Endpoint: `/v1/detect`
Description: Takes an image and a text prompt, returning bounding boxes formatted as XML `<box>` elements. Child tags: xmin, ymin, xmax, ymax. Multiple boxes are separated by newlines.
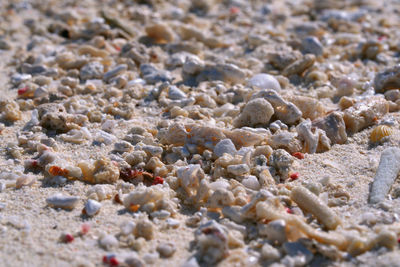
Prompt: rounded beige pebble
<box><xmin>290</xmin><ymin>186</ymin><xmax>341</xmax><ymax>230</ymax></box>
<box><xmin>134</xmin><ymin>220</ymin><xmax>154</xmax><ymax>240</ymax></box>
<box><xmin>156</xmin><ymin>243</ymin><xmax>176</xmax><ymax>258</ymax></box>
<box><xmin>233</xmin><ymin>98</ymin><xmax>274</xmax><ymax>127</ymax></box>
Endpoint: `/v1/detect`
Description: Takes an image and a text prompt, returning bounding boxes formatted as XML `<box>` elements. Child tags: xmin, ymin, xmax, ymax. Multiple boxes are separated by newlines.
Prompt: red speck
<box><xmin>230</xmin><ymin>6</ymin><xmax>240</xmax><ymax>15</ymax></box>
<box><xmin>109</xmin><ymin>257</ymin><xmax>119</xmax><ymax>266</ymax></box>
<box><xmin>102</xmin><ymin>256</ymin><xmax>109</xmax><ymax>263</ymax></box>
<box><xmin>292</xmin><ymin>152</ymin><xmax>305</xmax><ymax>160</ymax></box>
<box><xmin>81</xmin><ymin>223</ymin><xmax>90</xmax><ymax>235</ymax></box>
<box><xmin>286</xmin><ymin>207</ymin><xmax>293</xmax><ymax>214</ymax></box>
<box><xmin>378</xmin><ymin>35</ymin><xmax>386</xmax><ymax>41</ymax></box>
<box><xmin>113</xmin><ymin>45</ymin><xmax>121</xmax><ymax>51</ymax></box>
<box><xmin>64</xmin><ymin>234</ymin><xmax>74</xmax><ymax>243</ymax></box>
<box><xmin>152</xmin><ymin>176</ymin><xmax>164</xmax><ymax>185</ymax></box>
<box><xmin>397</xmin><ymin>237</ymin><xmax>400</xmax><ymax>243</ymax></box>
<box><xmin>17</xmin><ymin>87</ymin><xmax>29</xmax><ymax>95</ymax></box>
<box><xmin>31</xmin><ymin>160</ymin><xmax>38</xmax><ymax>168</ymax></box>
<box><xmin>290</xmin><ymin>172</ymin><xmax>300</xmax><ymax>180</ymax></box>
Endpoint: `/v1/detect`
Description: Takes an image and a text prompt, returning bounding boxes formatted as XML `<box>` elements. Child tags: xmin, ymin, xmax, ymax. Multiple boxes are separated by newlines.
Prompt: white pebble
<box><xmin>120</xmin><ymin>221</ymin><xmax>136</xmax><ymax>236</ymax></box>
<box><xmin>99</xmin><ymin>234</ymin><xmax>119</xmax><ymax>250</ymax></box>
<box><xmin>156</xmin><ymin>243</ymin><xmax>176</xmax><ymax>258</ymax></box>
<box><xmin>247</xmin><ymin>73</ymin><xmax>281</xmax><ymax>91</ymax></box>
<box><xmin>168</xmin><ymin>86</ymin><xmax>186</xmax><ymax>100</ymax></box>
<box><xmin>84</xmin><ymin>199</ymin><xmax>102</xmax><ymax>216</ymax></box>
<box><xmin>242</xmin><ymin>175</ymin><xmax>260</xmax><ymax>190</ymax></box>
<box><xmin>165</xmin><ymin>218</ymin><xmax>180</xmax><ymax>229</ymax></box>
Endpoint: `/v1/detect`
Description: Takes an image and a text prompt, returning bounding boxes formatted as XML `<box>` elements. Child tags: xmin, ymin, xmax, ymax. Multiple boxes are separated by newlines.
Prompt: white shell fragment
<box><xmin>46</xmin><ymin>194</ymin><xmax>79</xmax><ymax>210</ymax></box>
<box><xmin>83</xmin><ymin>199</ymin><xmax>102</xmax><ymax>216</ymax></box>
<box><xmin>369</xmin><ymin>147</ymin><xmax>400</xmax><ymax>204</ymax></box>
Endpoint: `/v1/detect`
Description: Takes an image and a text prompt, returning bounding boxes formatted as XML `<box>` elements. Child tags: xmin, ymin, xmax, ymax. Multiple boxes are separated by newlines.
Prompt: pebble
<box><xmin>369</xmin><ymin>147</ymin><xmax>400</xmax><ymax>204</ymax></box>
<box><xmin>156</xmin><ymin>243</ymin><xmax>176</xmax><ymax>258</ymax></box>
<box><xmin>80</xmin><ymin>61</ymin><xmax>104</xmax><ymax>80</ymax></box>
<box><xmin>46</xmin><ymin>194</ymin><xmax>79</xmax><ymax>210</ymax></box>
<box><xmin>83</xmin><ymin>199</ymin><xmax>101</xmax><ymax>216</ymax></box>
<box><xmin>168</xmin><ymin>85</ymin><xmax>187</xmax><ymax>100</ymax></box>
<box><xmin>120</xmin><ymin>221</ymin><xmax>136</xmax><ymax>236</ymax></box>
<box><xmin>283</xmin><ymin>242</ymin><xmax>314</xmax><ymax>265</ymax></box>
<box><xmin>214</xmin><ymin>139</ymin><xmax>237</xmax><ymax>158</ymax></box>
<box><xmin>242</xmin><ymin>175</ymin><xmax>260</xmax><ymax>190</ymax></box>
<box><xmin>99</xmin><ymin>234</ymin><xmax>119</xmax><ymax>250</ymax></box>
<box><xmin>301</xmin><ymin>36</ymin><xmax>324</xmax><ymax>56</ymax></box>
<box><xmin>140</xmin><ymin>64</ymin><xmax>172</xmax><ymax>84</ymax></box>
<box><xmin>259</xmin><ymin>219</ymin><xmax>287</xmax><ymax>244</ymax></box>
<box><xmin>261</xmin><ymin>243</ymin><xmax>281</xmax><ymax>261</ymax></box>
<box><xmin>247</xmin><ymin>73</ymin><xmax>281</xmax><ymax>91</ymax></box>
<box><xmin>103</xmin><ymin>64</ymin><xmax>127</xmax><ymax>82</ymax></box>
<box><xmin>134</xmin><ymin>220</ymin><xmax>154</xmax><ymax>240</ymax></box>
<box><xmin>227</xmin><ymin>164</ymin><xmax>250</xmax><ymax>176</ymax></box>
<box><xmin>165</xmin><ymin>218</ymin><xmax>180</xmax><ymax>229</ymax></box>
<box><xmin>125</xmin><ymin>256</ymin><xmax>144</xmax><ymax>267</ymax></box>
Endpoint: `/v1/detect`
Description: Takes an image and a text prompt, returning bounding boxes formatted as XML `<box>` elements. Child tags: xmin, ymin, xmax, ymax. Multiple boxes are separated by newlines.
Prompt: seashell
<box><xmin>83</xmin><ymin>199</ymin><xmax>102</xmax><ymax>216</ymax></box>
<box><xmin>46</xmin><ymin>194</ymin><xmax>79</xmax><ymax>210</ymax></box>
<box><xmin>370</xmin><ymin>125</ymin><xmax>394</xmax><ymax>143</ymax></box>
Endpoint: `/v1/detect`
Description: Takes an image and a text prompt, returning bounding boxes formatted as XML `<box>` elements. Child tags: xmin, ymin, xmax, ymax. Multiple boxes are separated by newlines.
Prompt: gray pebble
<box><xmin>283</xmin><ymin>241</ymin><xmax>313</xmax><ymax>264</ymax></box>
<box><xmin>140</xmin><ymin>64</ymin><xmax>172</xmax><ymax>84</ymax></box>
<box><xmin>214</xmin><ymin>139</ymin><xmax>237</xmax><ymax>158</ymax></box>
<box><xmin>103</xmin><ymin>64</ymin><xmax>127</xmax><ymax>82</ymax></box>
<box><xmin>168</xmin><ymin>86</ymin><xmax>187</xmax><ymax>100</ymax></box>
<box><xmin>80</xmin><ymin>61</ymin><xmax>104</xmax><ymax>80</ymax></box>
<box><xmin>301</xmin><ymin>36</ymin><xmax>324</xmax><ymax>56</ymax></box>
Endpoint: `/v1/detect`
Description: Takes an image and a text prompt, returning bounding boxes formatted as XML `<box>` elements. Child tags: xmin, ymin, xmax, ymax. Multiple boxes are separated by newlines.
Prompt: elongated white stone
<box><xmin>369</xmin><ymin>147</ymin><xmax>400</xmax><ymax>204</ymax></box>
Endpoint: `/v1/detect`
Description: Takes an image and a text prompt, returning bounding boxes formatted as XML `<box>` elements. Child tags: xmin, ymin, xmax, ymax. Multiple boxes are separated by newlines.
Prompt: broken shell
<box><xmin>370</xmin><ymin>125</ymin><xmax>394</xmax><ymax>143</ymax></box>
<box><xmin>46</xmin><ymin>194</ymin><xmax>79</xmax><ymax>210</ymax></box>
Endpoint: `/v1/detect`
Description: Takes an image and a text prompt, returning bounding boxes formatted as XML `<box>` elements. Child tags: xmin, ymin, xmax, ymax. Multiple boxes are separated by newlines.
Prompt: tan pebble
<box><xmin>134</xmin><ymin>220</ymin><xmax>154</xmax><ymax>240</ymax></box>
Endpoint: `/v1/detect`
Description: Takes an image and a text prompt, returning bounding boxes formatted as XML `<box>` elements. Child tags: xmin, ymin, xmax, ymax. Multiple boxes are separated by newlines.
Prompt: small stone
<box><xmin>143</xmin><ymin>253</ymin><xmax>158</xmax><ymax>264</ymax></box>
<box><xmin>165</xmin><ymin>218</ymin><xmax>180</xmax><ymax>229</ymax></box>
<box><xmin>83</xmin><ymin>199</ymin><xmax>102</xmax><ymax>216</ymax></box>
<box><xmin>227</xmin><ymin>164</ymin><xmax>250</xmax><ymax>176</ymax></box>
<box><xmin>140</xmin><ymin>64</ymin><xmax>172</xmax><ymax>84</ymax></box>
<box><xmin>80</xmin><ymin>61</ymin><xmax>104</xmax><ymax>80</ymax></box>
<box><xmin>168</xmin><ymin>86</ymin><xmax>187</xmax><ymax>100</ymax></box>
<box><xmin>283</xmin><ymin>242</ymin><xmax>313</xmax><ymax>265</ymax></box>
<box><xmin>120</xmin><ymin>221</ymin><xmax>136</xmax><ymax>236</ymax></box>
<box><xmin>134</xmin><ymin>220</ymin><xmax>154</xmax><ymax>240</ymax></box>
<box><xmin>301</xmin><ymin>36</ymin><xmax>324</xmax><ymax>56</ymax></box>
<box><xmin>242</xmin><ymin>175</ymin><xmax>260</xmax><ymax>190</ymax></box>
<box><xmin>103</xmin><ymin>64</ymin><xmax>127</xmax><ymax>82</ymax></box>
<box><xmin>125</xmin><ymin>256</ymin><xmax>144</xmax><ymax>267</ymax></box>
<box><xmin>99</xmin><ymin>234</ymin><xmax>119</xmax><ymax>250</ymax></box>
<box><xmin>156</xmin><ymin>243</ymin><xmax>176</xmax><ymax>258</ymax></box>
<box><xmin>247</xmin><ymin>73</ymin><xmax>281</xmax><ymax>91</ymax></box>
<box><xmin>260</xmin><ymin>219</ymin><xmax>287</xmax><ymax>245</ymax></box>
<box><xmin>46</xmin><ymin>194</ymin><xmax>79</xmax><ymax>210</ymax></box>
<box><xmin>234</xmin><ymin>98</ymin><xmax>274</xmax><ymax>127</ymax></box>
<box><xmin>261</xmin><ymin>243</ymin><xmax>281</xmax><ymax>261</ymax></box>
<box><xmin>214</xmin><ymin>139</ymin><xmax>237</xmax><ymax>158</ymax></box>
